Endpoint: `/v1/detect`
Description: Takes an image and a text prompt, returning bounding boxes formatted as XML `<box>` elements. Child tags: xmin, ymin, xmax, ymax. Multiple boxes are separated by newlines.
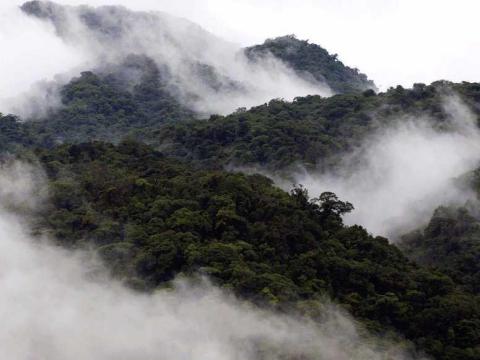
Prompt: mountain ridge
<box><xmin>19</xmin><ymin>1</ymin><xmax>375</xmax><ymax>117</ymax></box>
<box><xmin>245</xmin><ymin>34</ymin><xmax>377</xmax><ymax>94</ymax></box>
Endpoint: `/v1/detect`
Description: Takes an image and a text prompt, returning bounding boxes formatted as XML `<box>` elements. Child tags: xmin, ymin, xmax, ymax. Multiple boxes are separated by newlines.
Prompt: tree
<box><xmin>315</xmin><ymin>191</ymin><xmax>354</xmax><ymax>216</ymax></box>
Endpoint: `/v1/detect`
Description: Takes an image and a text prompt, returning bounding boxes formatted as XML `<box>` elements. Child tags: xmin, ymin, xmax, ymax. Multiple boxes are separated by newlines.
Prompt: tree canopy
<box><xmin>28</xmin><ymin>141</ymin><xmax>480</xmax><ymax>360</ymax></box>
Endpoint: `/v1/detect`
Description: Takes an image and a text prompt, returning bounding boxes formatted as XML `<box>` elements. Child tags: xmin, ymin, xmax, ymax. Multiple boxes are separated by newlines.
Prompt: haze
<box><xmin>2</xmin><ymin>0</ymin><xmax>479</xmax><ymax>95</ymax></box>
<box><xmin>285</xmin><ymin>97</ymin><xmax>480</xmax><ymax>238</ymax></box>
<box><xmin>0</xmin><ymin>0</ymin><xmax>330</xmax><ymax>116</ymax></box>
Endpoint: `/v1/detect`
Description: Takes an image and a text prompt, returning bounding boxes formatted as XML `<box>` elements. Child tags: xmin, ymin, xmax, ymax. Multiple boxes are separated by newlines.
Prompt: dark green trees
<box><xmin>245</xmin><ymin>35</ymin><xmax>377</xmax><ymax>93</ymax></box>
<box><xmin>32</xmin><ymin>141</ymin><xmax>480</xmax><ymax>359</ymax></box>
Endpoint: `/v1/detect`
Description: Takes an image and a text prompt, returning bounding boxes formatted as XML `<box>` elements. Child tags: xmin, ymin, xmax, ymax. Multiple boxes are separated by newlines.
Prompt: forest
<box><xmin>27</xmin><ymin>141</ymin><xmax>480</xmax><ymax>359</ymax></box>
<box><xmin>1</xmin><ymin>1</ymin><xmax>480</xmax><ymax>359</ymax></box>
<box><xmin>1</xmin><ymin>70</ymin><xmax>480</xmax><ymax>360</ymax></box>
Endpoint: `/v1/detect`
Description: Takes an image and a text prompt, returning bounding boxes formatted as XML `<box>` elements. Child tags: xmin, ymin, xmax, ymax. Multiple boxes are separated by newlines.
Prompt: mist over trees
<box><xmin>29</xmin><ymin>141</ymin><xmax>480</xmax><ymax>358</ymax></box>
<box><xmin>1</xmin><ymin>1</ymin><xmax>480</xmax><ymax>360</ymax></box>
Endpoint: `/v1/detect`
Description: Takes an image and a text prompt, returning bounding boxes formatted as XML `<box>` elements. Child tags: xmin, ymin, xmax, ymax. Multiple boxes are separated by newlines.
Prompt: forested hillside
<box><xmin>245</xmin><ymin>35</ymin><xmax>376</xmax><ymax>94</ymax></box>
<box><xmin>1</xmin><ymin>60</ymin><xmax>480</xmax><ymax>360</ymax></box>
<box><xmin>156</xmin><ymin>81</ymin><xmax>480</xmax><ymax>170</ymax></box>
<box><xmin>29</xmin><ymin>141</ymin><xmax>480</xmax><ymax>360</ymax></box>
<box><xmin>1</xmin><ymin>2</ymin><xmax>480</xmax><ymax>360</ymax></box>
<box><xmin>21</xmin><ymin>1</ymin><xmax>374</xmax><ymax>116</ymax></box>
<box><xmin>4</xmin><ymin>80</ymin><xmax>480</xmax><ymax>172</ymax></box>
<box><xmin>32</xmin><ymin>57</ymin><xmax>193</xmax><ymax>144</ymax></box>
<box><xmin>401</xmin><ymin>166</ymin><xmax>480</xmax><ymax>296</ymax></box>
<box><xmin>401</xmin><ymin>206</ymin><xmax>480</xmax><ymax>295</ymax></box>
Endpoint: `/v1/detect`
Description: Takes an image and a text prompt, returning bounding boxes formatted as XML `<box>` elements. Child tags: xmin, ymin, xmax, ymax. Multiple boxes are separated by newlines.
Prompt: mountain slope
<box><xmin>1</xmin><ymin>4</ymin><xmax>480</xmax><ymax>359</ymax></box>
<box><xmin>27</xmin><ymin>140</ymin><xmax>480</xmax><ymax>360</ymax></box>
<box><xmin>0</xmin><ymin>55</ymin><xmax>479</xmax><ymax>360</ymax></box>
<box><xmin>37</xmin><ymin>56</ymin><xmax>194</xmax><ymax>144</ymax></box>
<box><xmin>401</xmin><ymin>166</ymin><xmax>480</xmax><ymax>296</ymax></box>
<box><xmin>245</xmin><ymin>35</ymin><xmax>377</xmax><ymax>94</ymax></box>
<box><xmin>2</xmin><ymin>81</ymin><xmax>479</xmax><ymax>168</ymax></box>
<box><xmin>401</xmin><ymin>206</ymin><xmax>480</xmax><ymax>295</ymax></box>
<box><xmin>20</xmin><ymin>1</ymin><xmax>331</xmax><ymax>115</ymax></box>
<box><xmin>155</xmin><ymin>81</ymin><xmax>480</xmax><ymax>170</ymax></box>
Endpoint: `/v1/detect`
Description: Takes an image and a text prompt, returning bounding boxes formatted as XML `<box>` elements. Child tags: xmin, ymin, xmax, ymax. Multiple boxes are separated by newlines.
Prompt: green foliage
<box><xmin>1</xmin><ymin>61</ymin><xmax>480</xmax><ymax>359</ymax></box>
<box><xmin>33</xmin><ymin>141</ymin><xmax>480</xmax><ymax>360</ymax></box>
<box><xmin>157</xmin><ymin>81</ymin><xmax>480</xmax><ymax>170</ymax></box>
<box><xmin>158</xmin><ymin>94</ymin><xmax>381</xmax><ymax>169</ymax></box>
<box><xmin>402</xmin><ymin>206</ymin><xmax>480</xmax><ymax>295</ymax></box>
<box><xmin>12</xmin><ymin>56</ymin><xmax>194</xmax><ymax>148</ymax></box>
<box><xmin>245</xmin><ymin>35</ymin><xmax>377</xmax><ymax>93</ymax></box>
<box><xmin>400</xmin><ymin>166</ymin><xmax>480</xmax><ymax>299</ymax></box>
<box><xmin>2</xmin><ymin>80</ymin><xmax>479</xmax><ymax>175</ymax></box>
<box><xmin>0</xmin><ymin>114</ymin><xmax>35</xmax><ymax>152</ymax></box>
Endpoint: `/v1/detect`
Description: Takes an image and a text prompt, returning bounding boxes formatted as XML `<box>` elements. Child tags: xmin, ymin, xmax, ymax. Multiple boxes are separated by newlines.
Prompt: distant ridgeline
<box><xmin>19</xmin><ymin>0</ymin><xmax>374</xmax><ymax>119</ymax></box>
<box><xmin>245</xmin><ymin>35</ymin><xmax>376</xmax><ymax>94</ymax></box>
<box><xmin>22</xmin><ymin>1</ymin><xmax>377</xmax><ymax>96</ymax></box>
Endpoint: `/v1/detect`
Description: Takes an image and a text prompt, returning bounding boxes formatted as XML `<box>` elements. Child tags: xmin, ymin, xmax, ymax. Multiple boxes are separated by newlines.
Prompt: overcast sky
<box><xmin>1</xmin><ymin>0</ymin><xmax>479</xmax><ymax>96</ymax></box>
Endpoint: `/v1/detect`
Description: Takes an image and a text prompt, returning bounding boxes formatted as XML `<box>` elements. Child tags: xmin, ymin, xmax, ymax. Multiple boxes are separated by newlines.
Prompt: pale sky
<box><xmin>1</xmin><ymin>0</ymin><xmax>480</xmax><ymax>94</ymax></box>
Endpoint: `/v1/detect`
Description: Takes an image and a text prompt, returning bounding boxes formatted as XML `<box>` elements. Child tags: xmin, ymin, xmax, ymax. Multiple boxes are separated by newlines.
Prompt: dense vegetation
<box><xmin>1</xmin><ymin>80</ymin><xmax>479</xmax><ymax>174</ymax></box>
<box><xmin>245</xmin><ymin>35</ymin><xmax>376</xmax><ymax>94</ymax></box>
<box><xmin>1</xmin><ymin>13</ymin><xmax>480</xmax><ymax>355</ymax></box>
<box><xmin>0</xmin><ymin>56</ymin><xmax>194</xmax><ymax>150</ymax></box>
<box><xmin>0</xmin><ymin>114</ymin><xmax>35</xmax><ymax>152</ymax></box>
<box><xmin>35</xmin><ymin>56</ymin><xmax>193</xmax><ymax>144</ymax></box>
<box><xmin>31</xmin><ymin>141</ymin><xmax>480</xmax><ymax>360</ymax></box>
<box><xmin>3</xmin><ymin>57</ymin><xmax>479</xmax><ymax>173</ymax></box>
<box><xmin>401</xmin><ymin>206</ymin><xmax>480</xmax><ymax>296</ymax></box>
<box><xmin>401</xmin><ymin>167</ymin><xmax>480</xmax><ymax>297</ymax></box>
<box><xmin>157</xmin><ymin>81</ymin><xmax>480</xmax><ymax>170</ymax></box>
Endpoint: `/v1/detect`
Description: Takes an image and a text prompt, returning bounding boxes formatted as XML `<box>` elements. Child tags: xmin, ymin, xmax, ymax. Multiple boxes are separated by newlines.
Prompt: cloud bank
<box><xmin>0</xmin><ymin>2</ymin><xmax>87</xmax><ymax>116</ymax></box>
<box><xmin>5</xmin><ymin>0</ymin><xmax>480</xmax><ymax>92</ymax></box>
<box><xmin>0</xmin><ymin>0</ymin><xmax>330</xmax><ymax>118</ymax></box>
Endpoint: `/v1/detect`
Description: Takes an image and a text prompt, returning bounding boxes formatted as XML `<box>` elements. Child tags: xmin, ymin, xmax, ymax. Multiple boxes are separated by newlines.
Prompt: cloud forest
<box><xmin>0</xmin><ymin>1</ymin><xmax>479</xmax><ymax>359</ymax></box>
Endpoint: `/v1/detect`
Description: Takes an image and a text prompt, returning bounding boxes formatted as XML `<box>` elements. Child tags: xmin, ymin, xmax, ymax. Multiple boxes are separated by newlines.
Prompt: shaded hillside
<box><xmin>401</xmin><ymin>206</ymin><xmax>480</xmax><ymax>295</ymax></box>
<box><xmin>245</xmin><ymin>35</ymin><xmax>376</xmax><ymax>93</ymax></box>
<box><xmin>20</xmin><ymin>1</ymin><xmax>330</xmax><ymax>115</ymax></box>
<box><xmin>401</xmin><ymin>168</ymin><xmax>480</xmax><ymax>296</ymax></box>
<box><xmin>157</xmin><ymin>81</ymin><xmax>480</xmax><ymax>170</ymax></box>
<box><xmin>0</xmin><ymin>114</ymin><xmax>35</xmax><ymax>153</ymax></box>
<box><xmin>2</xmin><ymin>81</ymin><xmax>479</xmax><ymax>170</ymax></box>
<box><xmin>0</xmin><ymin>58</ymin><xmax>194</xmax><ymax>149</ymax></box>
<box><xmin>35</xmin><ymin>56</ymin><xmax>194</xmax><ymax>144</ymax></box>
<box><xmin>29</xmin><ymin>141</ymin><xmax>480</xmax><ymax>360</ymax></box>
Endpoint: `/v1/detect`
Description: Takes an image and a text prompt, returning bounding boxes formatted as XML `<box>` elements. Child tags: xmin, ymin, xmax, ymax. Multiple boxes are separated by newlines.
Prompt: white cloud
<box><xmin>287</xmin><ymin>97</ymin><xmax>480</xmax><ymax>238</ymax></box>
<box><xmin>0</xmin><ymin>3</ymin><xmax>86</xmax><ymax>100</ymax></box>
<box><xmin>0</xmin><ymin>0</ymin><xmax>332</xmax><ymax>117</ymax></box>
<box><xmin>2</xmin><ymin>0</ymin><xmax>479</xmax><ymax>104</ymax></box>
